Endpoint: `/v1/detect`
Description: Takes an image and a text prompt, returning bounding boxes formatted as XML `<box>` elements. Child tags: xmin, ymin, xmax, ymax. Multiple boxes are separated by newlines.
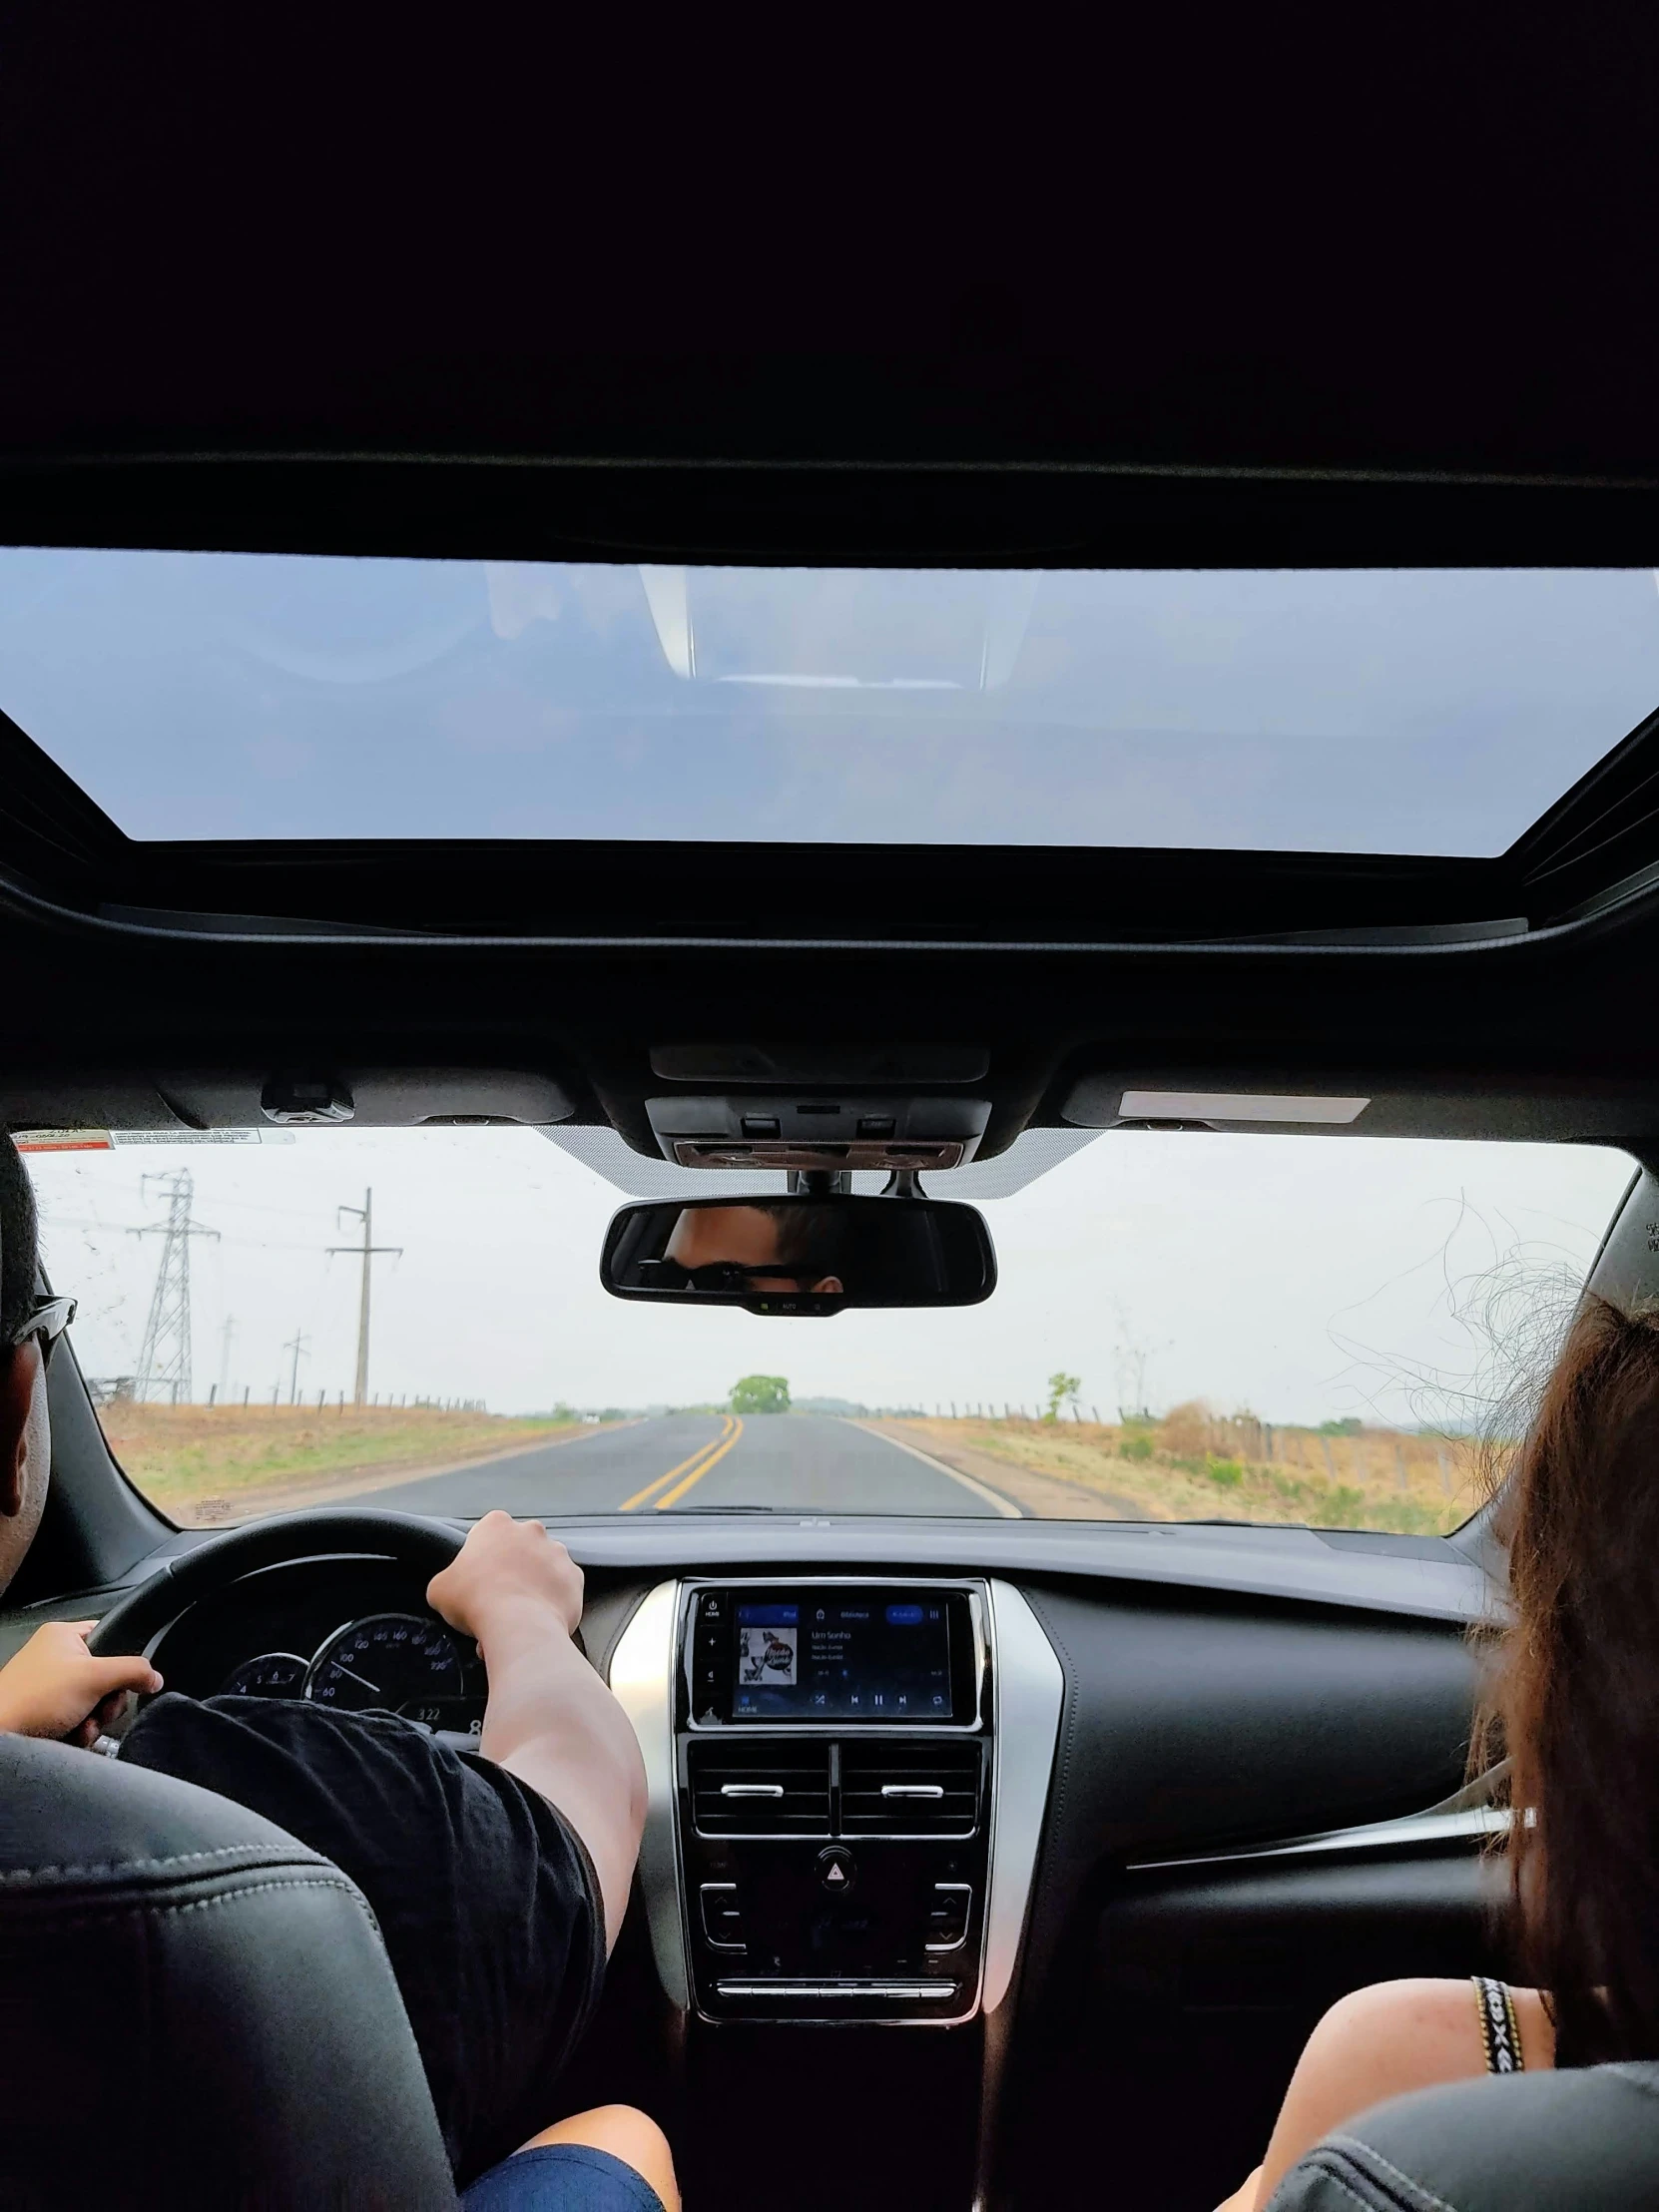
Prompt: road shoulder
<box><xmin>858</xmin><ymin>1419</ymin><xmax>1149</xmax><ymax>1519</ymax></box>
<box><xmin>171</xmin><ymin>1419</ymin><xmax>638</xmax><ymax>1524</ymax></box>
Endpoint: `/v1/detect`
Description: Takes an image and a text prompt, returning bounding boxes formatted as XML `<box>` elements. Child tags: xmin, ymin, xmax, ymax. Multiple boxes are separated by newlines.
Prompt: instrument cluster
<box><xmin>220</xmin><ymin>1609</ymin><xmax>480</xmax><ymax>1732</ymax></box>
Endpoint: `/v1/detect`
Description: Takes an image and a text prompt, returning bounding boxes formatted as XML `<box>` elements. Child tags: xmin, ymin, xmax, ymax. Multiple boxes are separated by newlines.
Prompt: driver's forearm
<box><xmin>472</xmin><ymin>1596</ymin><xmax>647</xmax><ymax>1949</ymax></box>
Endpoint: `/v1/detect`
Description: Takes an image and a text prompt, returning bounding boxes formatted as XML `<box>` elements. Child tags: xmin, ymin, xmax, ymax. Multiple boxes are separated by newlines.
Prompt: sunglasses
<box><xmin>9</xmin><ymin>1295</ymin><xmax>77</xmax><ymax>1367</ymax></box>
<box><xmin>639</xmin><ymin>1260</ymin><xmax>824</xmax><ymax>1292</ymax></box>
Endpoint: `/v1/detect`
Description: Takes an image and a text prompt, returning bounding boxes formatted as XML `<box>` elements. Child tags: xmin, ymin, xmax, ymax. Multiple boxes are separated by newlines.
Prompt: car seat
<box><xmin>0</xmin><ymin>1729</ymin><xmax>459</xmax><ymax>2208</ymax></box>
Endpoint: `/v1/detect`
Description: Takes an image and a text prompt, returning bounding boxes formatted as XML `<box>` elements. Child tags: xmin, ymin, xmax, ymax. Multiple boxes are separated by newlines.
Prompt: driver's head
<box><xmin>663</xmin><ymin>1202</ymin><xmax>847</xmax><ymax>1296</ymax></box>
<box><xmin>0</xmin><ymin>1132</ymin><xmax>48</xmax><ymax>1598</ymax></box>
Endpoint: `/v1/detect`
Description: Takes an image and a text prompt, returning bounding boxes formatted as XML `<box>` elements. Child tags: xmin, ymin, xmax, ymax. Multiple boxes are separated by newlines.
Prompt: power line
<box><xmin>281</xmin><ymin>1328</ymin><xmax>309</xmax><ymax>1406</ymax></box>
<box><xmin>327</xmin><ymin>1189</ymin><xmax>402</xmax><ymax>1406</ymax></box>
<box><xmin>129</xmin><ymin>1172</ymin><xmax>220</xmax><ymax>1403</ymax></box>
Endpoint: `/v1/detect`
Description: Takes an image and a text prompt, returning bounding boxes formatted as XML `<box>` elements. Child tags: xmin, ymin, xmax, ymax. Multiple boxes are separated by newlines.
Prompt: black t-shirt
<box><xmin>119</xmin><ymin>1694</ymin><xmax>606</xmax><ymax>2185</ymax></box>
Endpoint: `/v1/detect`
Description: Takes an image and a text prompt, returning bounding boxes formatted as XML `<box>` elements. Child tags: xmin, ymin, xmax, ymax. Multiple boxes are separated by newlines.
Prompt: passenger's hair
<box><xmin>0</xmin><ymin>1131</ymin><xmax>37</xmax><ymax>1349</ymax></box>
<box><xmin>1482</xmin><ymin>1292</ymin><xmax>1659</xmax><ymax>2061</ymax></box>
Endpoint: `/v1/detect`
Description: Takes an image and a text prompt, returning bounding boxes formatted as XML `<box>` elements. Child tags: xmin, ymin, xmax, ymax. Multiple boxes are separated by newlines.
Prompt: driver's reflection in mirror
<box><xmin>661</xmin><ymin>1203</ymin><xmax>847</xmax><ymax>1296</ymax></box>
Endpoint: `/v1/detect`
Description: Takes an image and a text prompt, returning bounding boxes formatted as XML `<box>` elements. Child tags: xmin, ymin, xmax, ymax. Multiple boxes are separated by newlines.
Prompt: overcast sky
<box><xmin>24</xmin><ymin>1129</ymin><xmax>1635</xmax><ymax>1428</ymax></box>
<box><xmin>1</xmin><ymin>554</ymin><xmax>1656</xmax><ymax>851</ymax></box>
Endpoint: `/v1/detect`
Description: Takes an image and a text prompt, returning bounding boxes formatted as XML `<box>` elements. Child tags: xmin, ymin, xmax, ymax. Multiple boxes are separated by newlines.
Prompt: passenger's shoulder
<box><xmin>1252</xmin><ymin>1979</ymin><xmax>1508</xmax><ymax>2206</ymax></box>
<box><xmin>1314</xmin><ymin>1976</ymin><xmax>1483</xmax><ymax>2055</ymax></box>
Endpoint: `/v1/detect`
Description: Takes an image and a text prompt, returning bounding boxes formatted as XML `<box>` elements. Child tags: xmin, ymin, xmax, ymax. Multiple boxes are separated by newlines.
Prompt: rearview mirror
<box><xmin>600</xmin><ymin>1196</ymin><xmax>997</xmax><ymax>1314</ymax></box>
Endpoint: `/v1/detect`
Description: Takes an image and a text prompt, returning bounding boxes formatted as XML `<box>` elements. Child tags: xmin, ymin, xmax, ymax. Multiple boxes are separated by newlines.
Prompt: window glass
<box><xmin>23</xmin><ymin>1127</ymin><xmax>1631</xmax><ymax>1532</ymax></box>
<box><xmin>3</xmin><ymin>554</ymin><xmax>1657</xmax><ymax>852</ymax></box>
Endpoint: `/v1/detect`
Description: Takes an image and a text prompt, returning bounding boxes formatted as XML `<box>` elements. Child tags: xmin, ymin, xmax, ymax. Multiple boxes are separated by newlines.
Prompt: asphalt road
<box><xmin>356</xmin><ymin>1411</ymin><xmax>1022</xmax><ymax>1519</ymax></box>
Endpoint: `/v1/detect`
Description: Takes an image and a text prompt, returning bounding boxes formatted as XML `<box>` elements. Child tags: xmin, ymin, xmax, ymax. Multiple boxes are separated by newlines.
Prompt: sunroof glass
<box><xmin>1</xmin><ymin>552</ymin><xmax>1656</xmax><ymax>853</ymax></box>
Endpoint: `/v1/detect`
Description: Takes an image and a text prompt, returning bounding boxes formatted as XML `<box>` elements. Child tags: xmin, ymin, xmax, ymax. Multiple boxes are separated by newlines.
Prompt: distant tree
<box><xmin>731</xmin><ymin>1375</ymin><xmax>791</xmax><ymax>1414</ymax></box>
<box><xmin>1044</xmin><ymin>1371</ymin><xmax>1082</xmax><ymax>1424</ymax></box>
<box><xmin>1319</xmin><ymin>1415</ymin><xmax>1363</xmax><ymax>1435</ymax></box>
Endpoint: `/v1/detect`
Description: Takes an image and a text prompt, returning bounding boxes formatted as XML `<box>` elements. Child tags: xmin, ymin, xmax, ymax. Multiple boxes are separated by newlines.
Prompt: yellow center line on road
<box><xmin>653</xmin><ymin>1413</ymin><xmax>745</xmax><ymax>1509</ymax></box>
<box><xmin>617</xmin><ymin>1416</ymin><xmax>738</xmax><ymax>1513</ymax></box>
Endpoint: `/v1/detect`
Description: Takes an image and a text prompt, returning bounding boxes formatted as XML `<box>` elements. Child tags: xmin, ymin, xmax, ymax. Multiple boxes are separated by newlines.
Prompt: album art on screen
<box><xmin>738</xmin><ymin>1623</ymin><xmax>799</xmax><ymax>1685</ymax></box>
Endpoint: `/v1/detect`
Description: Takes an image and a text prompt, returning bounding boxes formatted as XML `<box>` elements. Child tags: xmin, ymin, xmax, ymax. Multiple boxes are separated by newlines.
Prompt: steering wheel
<box><xmin>87</xmin><ymin>1508</ymin><xmax>465</xmax><ymax>1658</ymax></box>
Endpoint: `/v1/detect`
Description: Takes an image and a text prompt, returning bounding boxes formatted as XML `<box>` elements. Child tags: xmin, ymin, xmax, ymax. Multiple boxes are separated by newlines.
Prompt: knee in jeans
<box><xmin>521</xmin><ymin>2104</ymin><xmax>678</xmax><ymax>2209</ymax></box>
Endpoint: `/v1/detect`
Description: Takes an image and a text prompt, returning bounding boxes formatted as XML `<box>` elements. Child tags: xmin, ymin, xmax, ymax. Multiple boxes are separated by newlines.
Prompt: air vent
<box><xmin>690</xmin><ymin>1740</ymin><xmax>832</xmax><ymax>1837</ymax></box>
<box><xmin>839</xmin><ymin>1741</ymin><xmax>983</xmax><ymax>1837</ymax></box>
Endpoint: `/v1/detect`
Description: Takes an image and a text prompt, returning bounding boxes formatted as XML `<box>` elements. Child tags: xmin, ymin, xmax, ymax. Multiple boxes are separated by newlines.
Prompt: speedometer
<box><xmin>303</xmin><ymin>1612</ymin><xmax>467</xmax><ymax>1722</ymax></box>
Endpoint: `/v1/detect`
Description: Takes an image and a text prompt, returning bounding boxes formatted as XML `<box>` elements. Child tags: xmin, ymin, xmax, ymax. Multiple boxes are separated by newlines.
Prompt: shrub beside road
<box><xmin>882</xmin><ymin>1404</ymin><xmax>1482</xmax><ymax>1534</ymax></box>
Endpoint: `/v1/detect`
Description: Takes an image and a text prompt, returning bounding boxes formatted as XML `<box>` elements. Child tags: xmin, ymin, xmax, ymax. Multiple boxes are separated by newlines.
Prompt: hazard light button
<box><xmin>816</xmin><ymin>1847</ymin><xmax>856</xmax><ymax>1895</ymax></box>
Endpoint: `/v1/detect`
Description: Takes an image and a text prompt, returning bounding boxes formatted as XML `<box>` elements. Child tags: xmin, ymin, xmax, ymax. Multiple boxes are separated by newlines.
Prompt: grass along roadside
<box><xmin>884</xmin><ymin>1408</ymin><xmax>1486</xmax><ymax>1535</ymax></box>
<box><xmin>98</xmin><ymin>1401</ymin><xmax>582</xmax><ymax>1526</ymax></box>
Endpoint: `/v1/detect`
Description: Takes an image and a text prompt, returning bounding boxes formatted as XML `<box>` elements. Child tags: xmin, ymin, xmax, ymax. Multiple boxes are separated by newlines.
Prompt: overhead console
<box><xmin>644</xmin><ymin>1095</ymin><xmax>990</xmax><ymax>1175</ymax></box>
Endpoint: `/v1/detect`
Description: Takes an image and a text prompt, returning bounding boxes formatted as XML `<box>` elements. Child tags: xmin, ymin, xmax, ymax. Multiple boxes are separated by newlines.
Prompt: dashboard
<box><xmin>107</xmin><ymin>1523</ymin><xmax>1494</xmax><ymax>2212</ymax></box>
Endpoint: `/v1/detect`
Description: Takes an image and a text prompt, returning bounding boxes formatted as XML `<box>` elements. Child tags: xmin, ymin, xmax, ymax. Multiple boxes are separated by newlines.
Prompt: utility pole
<box><xmin>281</xmin><ymin>1329</ymin><xmax>309</xmax><ymax>1406</ymax></box>
<box><xmin>328</xmin><ymin>1190</ymin><xmax>402</xmax><ymax>1406</ymax></box>
<box><xmin>130</xmin><ymin>1172</ymin><xmax>220</xmax><ymax>1403</ymax></box>
<box><xmin>218</xmin><ymin>1315</ymin><xmax>237</xmax><ymax>1403</ymax></box>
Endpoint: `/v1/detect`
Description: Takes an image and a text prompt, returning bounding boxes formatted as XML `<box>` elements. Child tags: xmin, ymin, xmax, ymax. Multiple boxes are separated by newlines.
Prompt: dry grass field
<box><xmin>884</xmin><ymin>1403</ymin><xmax>1488</xmax><ymax>1534</ymax></box>
<box><xmin>99</xmin><ymin>1401</ymin><xmax>578</xmax><ymax>1525</ymax></box>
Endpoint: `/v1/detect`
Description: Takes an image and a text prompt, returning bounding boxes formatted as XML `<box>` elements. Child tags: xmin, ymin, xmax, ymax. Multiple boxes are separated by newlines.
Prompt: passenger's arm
<box><xmin>1216</xmin><ymin>1977</ymin><xmax>1553</xmax><ymax>2211</ymax></box>
<box><xmin>427</xmin><ymin>1513</ymin><xmax>647</xmax><ymax>1950</ymax></box>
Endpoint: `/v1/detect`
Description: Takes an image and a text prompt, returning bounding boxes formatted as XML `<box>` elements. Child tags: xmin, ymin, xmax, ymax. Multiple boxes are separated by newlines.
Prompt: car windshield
<box><xmin>20</xmin><ymin>1126</ymin><xmax>1632</xmax><ymax>1534</ymax></box>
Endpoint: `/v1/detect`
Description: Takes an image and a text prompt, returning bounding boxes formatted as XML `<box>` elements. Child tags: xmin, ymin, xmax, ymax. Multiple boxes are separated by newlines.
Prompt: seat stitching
<box><xmin>0</xmin><ymin>1843</ymin><xmax>325</xmax><ymax>1883</ymax></box>
<box><xmin>1321</xmin><ymin>2136</ymin><xmax>1462</xmax><ymax>2212</ymax></box>
<box><xmin>1298</xmin><ymin>2167</ymin><xmax>1399</xmax><ymax>2212</ymax></box>
<box><xmin>17</xmin><ymin>1873</ymin><xmax>370</xmax><ymax>1934</ymax></box>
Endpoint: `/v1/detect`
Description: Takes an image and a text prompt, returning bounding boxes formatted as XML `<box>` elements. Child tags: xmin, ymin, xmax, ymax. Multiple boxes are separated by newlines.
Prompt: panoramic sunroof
<box><xmin>1</xmin><ymin>552</ymin><xmax>1656</xmax><ymax>852</ymax></box>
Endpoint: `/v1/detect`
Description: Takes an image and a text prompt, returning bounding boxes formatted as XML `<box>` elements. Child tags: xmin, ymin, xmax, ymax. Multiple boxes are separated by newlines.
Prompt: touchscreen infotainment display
<box><xmin>689</xmin><ymin>1586</ymin><xmax>971</xmax><ymax>1721</ymax></box>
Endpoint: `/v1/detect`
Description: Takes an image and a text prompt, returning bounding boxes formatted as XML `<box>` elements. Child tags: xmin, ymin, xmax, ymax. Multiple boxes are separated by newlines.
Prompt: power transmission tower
<box><xmin>328</xmin><ymin>1190</ymin><xmax>402</xmax><ymax>1405</ymax></box>
<box><xmin>130</xmin><ymin>1172</ymin><xmax>221</xmax><ymax>1404</ymax></box>
<box><xmin>281</xmin><ymin>1329</ymin><xmax>309</xmax><ymax>1405</ymax></box>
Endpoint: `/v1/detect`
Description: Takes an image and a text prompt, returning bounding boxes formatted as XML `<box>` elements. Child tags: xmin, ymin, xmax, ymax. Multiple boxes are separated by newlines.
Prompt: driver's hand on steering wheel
<box><xmin>426</xmin><ymin>1511</ymin><xmax>584</xmax><ymax>1649</ymax></box>
<box><xmin>0</xmin><ymin>1619</ymin><xmax>163</xmax><ymax>1746</ymax></box>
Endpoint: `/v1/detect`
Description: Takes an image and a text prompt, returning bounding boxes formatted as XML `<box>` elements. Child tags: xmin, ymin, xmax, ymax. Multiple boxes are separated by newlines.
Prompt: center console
<box><xmin>676</xmin><ymin>1578</ymin><xmax>990</xmax><ymax>2022</ymax></box>
<box><xmin>608</xmin><ymin>1570</ymin><xmax>1062</xmax><ymax>2044</ymax></box>
<box><xmin>605</xmin><ymin>1571</ymin><xmax>1064</xmax><ymax>2212</ymax></box>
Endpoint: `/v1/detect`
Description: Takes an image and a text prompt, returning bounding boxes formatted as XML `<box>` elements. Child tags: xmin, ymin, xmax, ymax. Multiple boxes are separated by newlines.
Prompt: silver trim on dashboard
<box><xmin>980</xmin><ymin>1579</ymin><xmax>1065</xmax><ymax>2017</ymax></box>
<box><xmin>1127</xmin><ymin>1804</ymin><xmax>1510</xmax><ymax>1874</ymax></box>
<box><xmin>716</xmin><ymin>1980</ymin><xmax>957</xmax><ymax>2002</ymax></box>
<box><xmin>606</xmin><ymin>1579</ymin><xmax>690</xmax><ymax>2010</ymax></box>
